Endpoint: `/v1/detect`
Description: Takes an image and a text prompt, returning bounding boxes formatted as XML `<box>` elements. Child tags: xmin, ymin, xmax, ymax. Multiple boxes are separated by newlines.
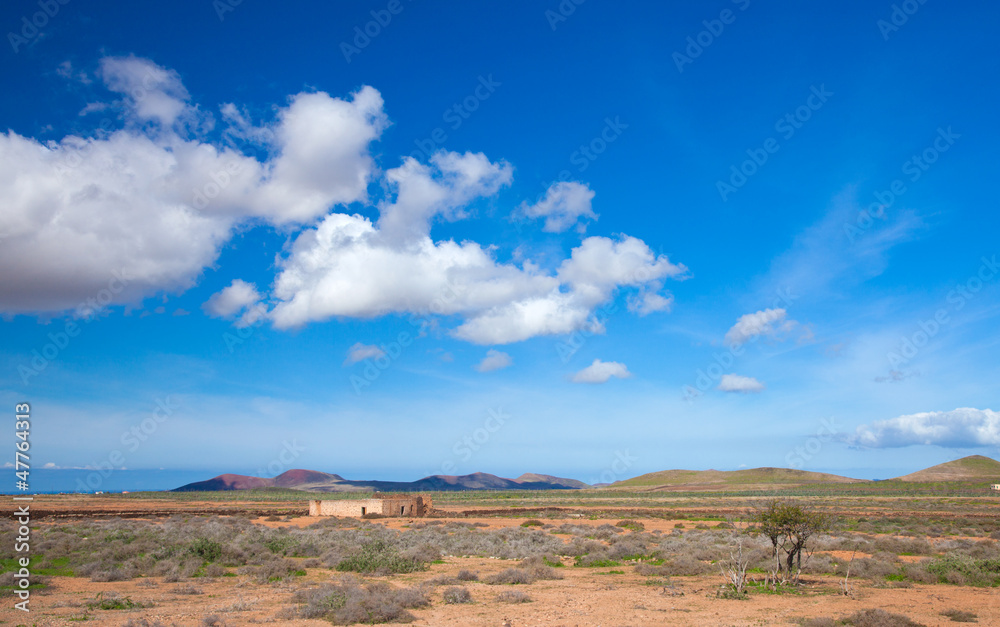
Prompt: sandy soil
<box><xmin>8</xmin><ymin>495</ymin><xmax>998</xmax><ymax>626</ymax></box>
<box><xmin>4</xmin><ymin>552</ymin><xmax>998</xmax><ymax>626</ymax></box>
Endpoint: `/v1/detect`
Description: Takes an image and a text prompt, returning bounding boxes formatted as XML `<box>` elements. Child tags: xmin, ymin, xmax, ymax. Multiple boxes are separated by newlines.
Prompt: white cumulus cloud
<box><xmin>717</xmin><ymin>374</ymin><xmax>765</xmax><ymax>393</ymax></box>
<box><xmin>517</xmin><ymin>181</ymin><xmax>597</xmax><ymax>232</ymax></box>
<box><xmin>846</xmin><ymin>408</ymin><xmax>1000</xmax><ymax>448</ymax></box>
<box><xmin>203</xmin><ymin>279</ymin><xmax>261</xmax><ymax>318</ymax></box>
<box><xmin>724</xmin><ymin>308</ymin><xmax>797</xmax><ymax>346</ymax></box>
<box><xmin>344</xmin><ymin>343</ymin><xmax>387</xmax><ymax>366</ymax></box>
<box><xmin>475</xmin><ymin>349</ymin><xmax>512</xmax><ymax>372</ymax></box>
<box><xmin>571</xmin><ymin>359</ymin><xmax>632</xmax><ymax>384</ymax></box>
<box><xmin>0</xmin><ymin>56</ymin><xmax>386</xmax><ymax>315</ymax></box>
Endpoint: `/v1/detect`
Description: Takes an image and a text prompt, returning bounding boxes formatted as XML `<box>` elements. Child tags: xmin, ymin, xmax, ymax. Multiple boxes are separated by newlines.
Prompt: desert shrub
<box><xmin>924</xmin><ymin>553</ymin><xmax>1000</xmax><ymax>586</ymax></box>
<box><xmin>124</xmin><ymin>620</ymin><xmax>167</xmax><ymax>627</ymax></box>
<box><xmin>616</xmin><ymin>520</ymin><xmax>645</xmax><ymax>532</ymax></box>
<box><xmin>797</xmin><ymin>619</ymin><xmax>837</xmax><ymax>627</ymax></box>
<box><xmin>203</xmin><ymin>563</ymin><xmax>227</xmax><ymax>578</ymax></box>
<box><xmin>521</xmin><ymin>519</ymin><xmax>544</xmax><ymax>527</ymax></box>
<box><xmin>562</xmin><ymin>537</ymin><xmax>605</xmax><ymax>557</ymax></box>
<box><xmin>87</xmin><ymin>592</ymin><xmax>149</xmax><ymax>610</ymax></box>
<box><xmin>850</xmin><ymin>553</ymin><xmax>902</xmax><ymax>580</ymax></box>
<box><xmin>526</xmin><ymin>564</ymin><xmax>564</xmax><ymax>580</ymax></box>
<box><xmin>442</xmin><ymin>586</ymin><xmax>473</xmax><ymax>604</ymax></box>
<box><xmin>841</xmin><ymin>608</ymin><xmax>926</xmax><ymax>626</ymax></box>
<box><xmin>941</xmin><ymin>609</ymin><xmax>978</xmax><ymax>622</ymax></box>
<box><xmin>190</xmin><ymin>538</ymin><xmax>223</xmax><ymax>562</ymax></box>
<box><xmin>496</xmin><ymin>589</ymin><xmax>532</xmax><ymax>603</ymax></box>
<box><xmin>635</xmin><ymin>563</ymin><xmax>672</xmax><ymax>577</ymax></box>
<box><xmin>336</xmin><ymin>539</ymin><xmax>425</xmax><ymax>575</ymax></box>
<box><xmin>402</xmin><ymin>543</ymin><xmax>441</xmax><ymax>563</ymax></box>
<box><xmin>202</xmin><ymin>615</ymin><xmax>225</xmax><ymax>627</ymax></box>
<box><xmin>173</xmin><ymin>583</ymin><xmax>203</xmax><ymax>595</ymax></box>
<box><xmin>296</xmin><ymin>580</ymin><xmax>429</xmax><ymax>625</ymax></box>
<box><xmin>456</xmin><ymin>569</ymin><xmax>479</xmax><ymax>581</ymax></box>
<box><xmin>872</xmin><ymin>536</ymin><xmax>934</xmax><ymax>556</ymax></box>
<box><xmin>660</xmin><ymin>554</ymin><xmax>712</xmax><ymax>576</ymax></box>
<box><xmin>485</xmin><ymin>568</ymin><xmax>534</xmax><ymax>585</ymax></box>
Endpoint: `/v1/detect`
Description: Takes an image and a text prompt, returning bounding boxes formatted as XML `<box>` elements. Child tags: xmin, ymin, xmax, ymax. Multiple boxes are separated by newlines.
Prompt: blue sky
<box><xmin>2</xmin><ymin>0</ymin><xmax>998</xmax><ymax>486</ymax></box>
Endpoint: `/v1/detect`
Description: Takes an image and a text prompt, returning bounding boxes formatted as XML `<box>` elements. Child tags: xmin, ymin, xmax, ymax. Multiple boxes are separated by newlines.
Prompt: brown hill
<box><xmin>892</xmin><ymin>455</ymin><xmax>1000</xmax><ymax>482</ymax></box>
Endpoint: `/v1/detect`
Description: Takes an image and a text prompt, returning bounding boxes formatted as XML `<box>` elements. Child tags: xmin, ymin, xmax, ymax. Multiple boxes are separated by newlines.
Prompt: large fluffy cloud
<box><xmin>6</xmin><ymin>55</ymin><xmax>687</xmax><ymax>346</ymax></box>
<box><xmin>846</xmin><ymin>408</ymin><xmax>1000</xmax><ymax>448</ymax></box>
<box><xmin>268</xmin><ymin>152</ymin><xmax>686</xmax><ymax>344</ymax></box>
<box><xmin>0</xmin><ymin>56</ymin><xmax>387</xmax><ymax>314</ymax></box>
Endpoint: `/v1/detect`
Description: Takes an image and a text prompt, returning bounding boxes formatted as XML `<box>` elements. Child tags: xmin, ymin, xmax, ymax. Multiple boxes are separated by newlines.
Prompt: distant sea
<box><xmin>2</xmin><ymin>469</ymin><xmax>230</xmax><ymax>494</ymax></box>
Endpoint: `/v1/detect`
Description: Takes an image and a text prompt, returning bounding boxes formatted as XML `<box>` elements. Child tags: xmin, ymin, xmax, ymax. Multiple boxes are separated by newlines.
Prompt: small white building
<box><xmin>991</xmin><ymin>484</ymin><xmax>1000</xmax><ymax>491</ymax></box>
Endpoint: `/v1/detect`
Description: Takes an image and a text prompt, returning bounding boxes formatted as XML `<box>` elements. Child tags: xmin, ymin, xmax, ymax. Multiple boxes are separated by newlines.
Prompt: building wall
<box><xmin>309</xmin><ymin>495</ymin><xmax>432</xmax><ymax>517</ymax></box>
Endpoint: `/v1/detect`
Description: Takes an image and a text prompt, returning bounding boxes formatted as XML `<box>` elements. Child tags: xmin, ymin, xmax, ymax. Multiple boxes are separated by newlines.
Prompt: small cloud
<box><xmin>724</xmin><ymin>308</ymin><xmax>797</xmax><ymax>346</ymax></box>
<box><xmin>571</xmin><ymin>358</ymin><xmax>632</xmax><ymax>384</ymax></box>
<box><xmin>717</xmin><ymin>374</ymin><xmax>765</xmax><ymax>393</ymax></box>
<box><xmin>344</xmin><ymin>342</ymin><xmax>386</xmax><ymax>366</ymax></box>
<box><xmin>172</xmin><ymin>308</ymin><xmax>190</xmax><ymax>316</ymax></box>
<box><xmin>203</xmin><ymin>279</ymin><xmax>261</xmax><ymax>319</ymax></box>
<box><xmin>516</xmin><ymin>181</ymin><xmax>597</xmax><ymax>233</ymax></box>
<box><xmin>154</xmin><ymin>306</ymin><xmax>165</xmax><ymax>314</ymax></box>
<box><xmin>845</xmin><ymin>407</ymin><xmax>1000</xmax><ymax>448</ymax></box>
<box><xmin>475</xmin><ymin>349</ymin><xmax>512</xmax><ymax>373</ymax></box>
<box><xmin>439</xmin><ymin>352</ymin><xmax>454</xmax><ymax>362</ymax></box>
<box><xmin>44</xmin><ymin>462</ymin><xmax>57</xmax><ymax>468</ymax></box>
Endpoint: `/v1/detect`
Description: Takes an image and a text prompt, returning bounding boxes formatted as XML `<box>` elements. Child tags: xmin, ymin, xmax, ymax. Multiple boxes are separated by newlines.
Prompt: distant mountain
<box><xmin>516</xmin><ymin>473</ymin><xmax>590</xmax><ymax>489</ymax></box>
<box><xmin>173</xmin><ymin>469</ymin><xmax>590</xmax><ymax>492</ymax></box>
<box><xmin>612</xmin><ymin>466</ymin><xmax>866</xmax><ymax>491</ymax></box>
<box><xmin>892</xmin><ymin>455</ymin><xmax>1000</xmax><ymax>482</ymax></box>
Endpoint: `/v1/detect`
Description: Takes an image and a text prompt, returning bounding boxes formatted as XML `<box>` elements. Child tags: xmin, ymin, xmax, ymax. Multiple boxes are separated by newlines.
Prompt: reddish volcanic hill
<box><xmin>178</xmin><ymin>473</ymin><xmax>274</xmax><ymax>491</ymax></box>
<box><xmin>272</xmin><ymin>469</ymin><xmax>343</xmax><ymax>487</ymax></box>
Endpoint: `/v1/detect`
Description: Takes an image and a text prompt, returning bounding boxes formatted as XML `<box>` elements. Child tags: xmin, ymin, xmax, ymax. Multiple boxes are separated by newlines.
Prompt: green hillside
<box><xmin>612</xmin><ymin>466</ymin><xmax>865</xmax><ymax>489</ymax></box>
<box><xmin>893</xmin><ymin>455</ymin><xmax>1000</xmax><ymax>482</ymax></box>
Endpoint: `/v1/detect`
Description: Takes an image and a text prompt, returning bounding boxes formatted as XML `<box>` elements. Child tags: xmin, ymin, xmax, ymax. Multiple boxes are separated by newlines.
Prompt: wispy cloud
<box><xmin>343</xmin><ymin>343</ymin><xmax>387</xmax><ymax>366</ymax></box>
<box><xmin>717</xmin><ymin>374</ymin><xmax>765</xmax><ymax>393</ymax></box>
<box><xmin>724</xmin><ymin>308</ymin><xmax>796</xmax><ymax>346</ymax></box>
